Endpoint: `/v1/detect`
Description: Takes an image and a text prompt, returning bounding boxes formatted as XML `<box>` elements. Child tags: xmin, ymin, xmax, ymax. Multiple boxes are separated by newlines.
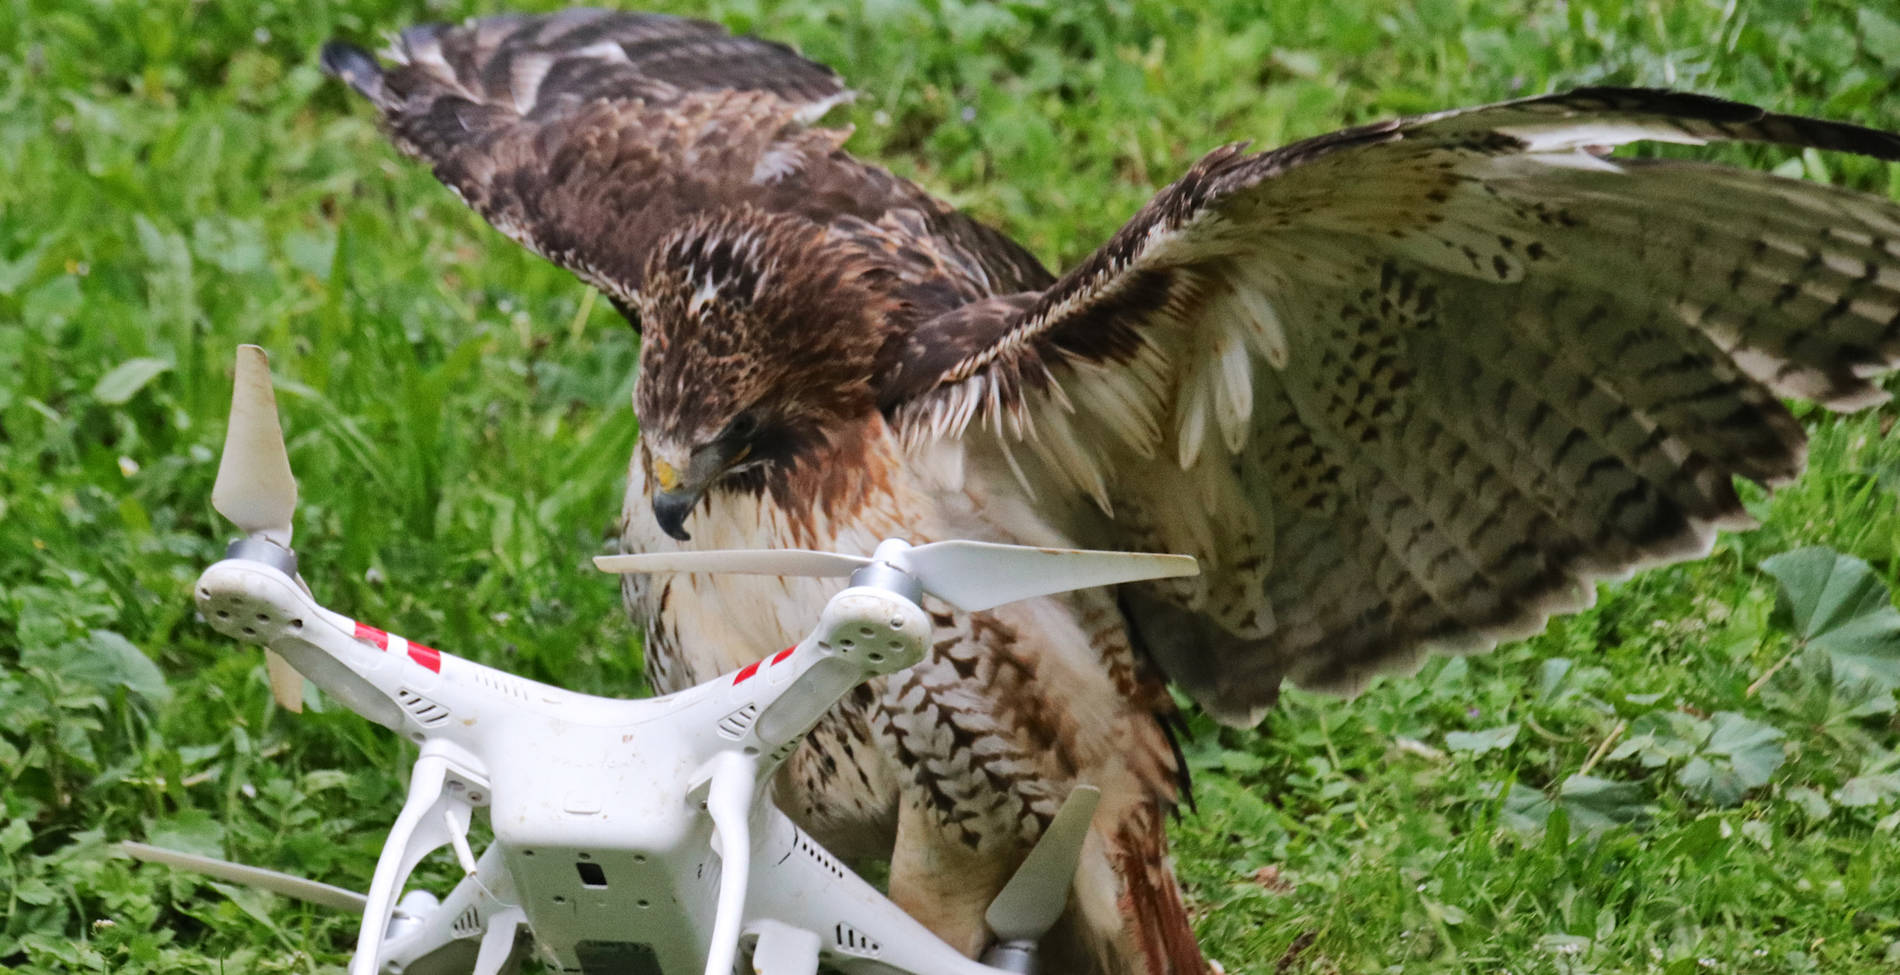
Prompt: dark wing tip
<box><xmin>1543</xmin><ymin>86</ymin><xmax>1900</xmax><ymax>163</ymax></box>
<box><xmin>319</xmin><ymin>40</ymin><xmax>386</xmax><ymax>104</ymax></box>
<box><xmin>1557</xmin><ymin>86</ymin><xmax>1765</xmax><ymax>123</ymax></box>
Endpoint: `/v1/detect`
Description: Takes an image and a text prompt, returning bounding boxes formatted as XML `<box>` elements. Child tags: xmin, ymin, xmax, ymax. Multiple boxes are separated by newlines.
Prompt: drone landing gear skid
<box><xmin>353</xmin><ymin>741</ymin><xmax>493</xmax><ymax>975</ymax></box>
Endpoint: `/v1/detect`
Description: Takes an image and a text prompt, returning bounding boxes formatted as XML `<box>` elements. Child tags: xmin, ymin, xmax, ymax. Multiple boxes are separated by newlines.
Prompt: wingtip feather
<box><xmin>319</xmin><ymin>40</ymin><xmax>386</xmax><ymax>104</ymax></box>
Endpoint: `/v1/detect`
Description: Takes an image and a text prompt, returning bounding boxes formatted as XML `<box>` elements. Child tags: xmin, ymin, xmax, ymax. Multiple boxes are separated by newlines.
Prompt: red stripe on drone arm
<box><xmin>354</xmin><ymin>622</ymin><xmax>389</xmax><ymax>650</ymax></box>
<box><xmin>771</xmin><ymin>646</ymin><xmax>795</xmax><ymax>666</ymax></box>
<box><xmin>732</xmin><ymin>661</ymin><xmax>762</xmax><ymax>685</ymax></box>
<box><xmin>406</xmin><ymin>642</ymin><xmax>443</xmax><ymax>673</ymax></box>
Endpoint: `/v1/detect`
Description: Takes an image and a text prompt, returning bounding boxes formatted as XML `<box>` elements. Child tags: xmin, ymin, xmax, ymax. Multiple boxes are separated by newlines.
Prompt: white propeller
<box><xmin>212</xmin><ymin>345</ymin><xmax>297</xmax><ymax>546</ymax></box>
<box><xmin>594</xmin><ymin>539</ymin><xmax>1197</xmax><ymax>613</ymax></box>
<box><xmin>596</xmin><ymin>547</ymin><xmax>872</xmax><ymax>578</ymax></box>
<box><xmin>120</xmin><ymin>841</ymin><xmax>367</xmax><ymax>913</ymax></box>
<box><xmin>209</xmin><ymin>344</ymin><xmax>304</xmax><ymax>712</ymax></box>
<box><xmin>985</xmin><ymin>785</ymin><xmax>1101</xmax><ymax>943</ymax></box>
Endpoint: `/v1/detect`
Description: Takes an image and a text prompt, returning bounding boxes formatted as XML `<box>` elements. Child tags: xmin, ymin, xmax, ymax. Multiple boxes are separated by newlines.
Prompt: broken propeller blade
<box><xmin>121</xmin><ymin>841</ymin><xmax>366</xmax><ymax>913</ymax></box>
<box><xmin>984</xmin><ymin>785</ymin><xmax>1101</xmax><ymax>943</ymax></box>
<box><xmin>210</xmin><ymin>345</ymin><xmax>305</xmax><ymax>710</ymax></box>
<box><xmin>266</xmin><ymin>649</ymin><xmax>304</xmax><ymax>713</ymax></box>
<box><xmin>211</xmin><ymin>345</ymin><xmax>297</xmax><ymax>547</ymax></box>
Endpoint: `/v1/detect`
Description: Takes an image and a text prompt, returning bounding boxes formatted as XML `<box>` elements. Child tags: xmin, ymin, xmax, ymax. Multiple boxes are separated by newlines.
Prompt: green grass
<box><xmin>3</xmin><ymin>0</ymin><xmax>1899</xmax><ymax>971</ymax></box>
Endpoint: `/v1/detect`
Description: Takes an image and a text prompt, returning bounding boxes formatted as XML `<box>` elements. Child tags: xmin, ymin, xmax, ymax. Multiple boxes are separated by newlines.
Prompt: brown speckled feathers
<box><xmin>887</xmin><ymin>88</ymin><xmax>1900</xmax><ymax>721</ymax></box>
<box><xmin>322</xmin><ymin>12</ymin><xmax>1046</xmax><ymax>313</ymax></box>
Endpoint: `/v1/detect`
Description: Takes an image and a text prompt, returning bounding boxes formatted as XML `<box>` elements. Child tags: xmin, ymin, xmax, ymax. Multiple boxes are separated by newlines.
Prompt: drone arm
<box><xmin>744</xmin><ymin>586</ymin><xmax>931</xmax><ymax>766</ymax></box>
<box><xmin>350</xmin><ymin>740</ymin><xmax>490</xmax><ymax>975</ymax></box>
<box><xmin>198</xmin><ymin>559</ymin><xmax>406</xmax><ymax>730</ymax></box>
<box><xmin>751</xmin><ymin>655</ymin><xmax>864</xmax><ymax>750</ymax></box>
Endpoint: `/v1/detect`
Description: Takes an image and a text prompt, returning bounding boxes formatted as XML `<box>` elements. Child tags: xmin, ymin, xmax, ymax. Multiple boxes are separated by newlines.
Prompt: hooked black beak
<box><xmin>650</xmin><ymin>441</ymin><xmax>748</xmax><ymax>542</ymax></box>
<box><xmin>653</xmin><ymin>487</ymin><xmax>700</xmax><ymax>541</ymax></box>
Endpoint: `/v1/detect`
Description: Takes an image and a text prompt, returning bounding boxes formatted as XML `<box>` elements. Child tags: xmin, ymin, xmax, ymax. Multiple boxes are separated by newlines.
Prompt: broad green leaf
<box><xmin>1558</xmin><ymin>774</ymin><xmax>1651</xmax><ymax>830</ymax></box>
<box><xmin>1704</xmin><ymin>713</ymin><xmax>1786</xmax><ymax>786</ymax></box>
<box><xmin>1501</xmin><ymin>775</ymin><xmax>1652</xmax><ymax>834</ymax></box>
<box><xmin>1834</xmin><ymin>773</ymin><xmax>1900</xmax><ymax>809</ymax></box>
<box><xmin>1445</xmin><ymin>723</ymin><xmax>1519</xmax><ymax>755</ymax></box>
<box><xmin>1536</xmin><ymin>657</ymin><xmax>1575</xmax><ymax>701</ymax></box>
<box><xmin>1761</xmin><ymin>548</ymin><xmax>1895</xmax><ymax>641</ymax></box>
<box><xmin>1499</xmin><ymin>782</ymin><xmax>1554</xmax><ymax>834</ymax></box>
<box><xmin>144</xmin><ymin>809</ymin><xmax>225</xmax><ymax>858</ymax></box>
<box><xmin>91</xmin><ymin>357</ymin><xmax>172</xmax><ymax>405</ymax></box>
<box><xmin>282</xmin><ymin>227</ymin><xmax>336</xmax><ymax>280</ymax></box>
<box><xmin>1679</xmin><ymin>707</ymin><xmax>1778</xmax><ymax>805</ymax></box>
<box><xmin>301</xmin><ymin>769</ymin><xmax>352</xmax><ymax>794</ymax></box>
<box><xmin>1609</xmin><ymin>710</ymin><xmax>1707</xmax><ymax>768</ymax></box>
<box><xmin>23</xmin><ymin>631</ymin><xmax>173</xmax><ymax>704</ymax></box>
<box><xmin>1784</xmin><ymin>786</ymin><xmax>1833</xmax><ymax>820</ymax></box>
<box><xmin>1761</xmin><ymin>548</ymin><xmax>1900</xmax><ymax>694</ymax></box>
<box><xmin>85</xmin><ymin>629</ymin><xmax>172</xmax><ymax>703</ymax></box>
<box><xmin>0</xmin><ymin>818</ymin><xmax>33</xmax><ymax>855</ymax></box>
<box><xmin>209</xmin><ymin>881</ymin><xmax>282</xmax><ymax>929</ymax></box>
<box><xmin>1613</xmin><ymin>710</ymin><xmax>1785</xmax><ymax>806</ymax></box>
<box><xmin>14</xmin><ymin>876</ymin><xmax>61</xmax><ymax>906</ymax></box>
<box><xmin>1809</xmin><ymin>609</ymin><xmax>1900</xmax><ymax>691</ymax></box>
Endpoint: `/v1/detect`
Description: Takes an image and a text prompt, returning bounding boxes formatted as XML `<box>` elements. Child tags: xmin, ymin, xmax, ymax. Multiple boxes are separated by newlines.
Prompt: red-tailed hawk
<box><xmin>323</xmin><ymin>10</ymin><xmax>1900</xmax><ymax>973</ymax></box>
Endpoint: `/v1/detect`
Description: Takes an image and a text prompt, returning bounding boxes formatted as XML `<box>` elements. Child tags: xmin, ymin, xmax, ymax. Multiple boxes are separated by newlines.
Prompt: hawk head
<box><xmin>634</xmin><ymin>209</ymin><xmax>896</xmax><ymax>540</ymax></box>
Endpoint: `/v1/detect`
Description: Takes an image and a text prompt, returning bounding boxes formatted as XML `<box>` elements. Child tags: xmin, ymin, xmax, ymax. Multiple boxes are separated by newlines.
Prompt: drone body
<box><xmin>140</xmin><ymin>347</ymin><xmax>1190</xmax><ymax>975</ymax></box>
<box><xmin>187</xmin><ymin>546</ymin><xmax>1016</xmax><ymax>975</ymax></box>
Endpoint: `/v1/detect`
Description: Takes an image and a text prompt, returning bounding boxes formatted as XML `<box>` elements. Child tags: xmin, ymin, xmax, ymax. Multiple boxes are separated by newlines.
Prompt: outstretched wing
<box><xmin>323</xmin><ymin>10</ymin><xmax>1047</xmax><ymax>314</ymax></box>
<box><xmin>887</xmin><ymin>88</ymin><xmax>1900</xmax><ymax>723</ymax></box>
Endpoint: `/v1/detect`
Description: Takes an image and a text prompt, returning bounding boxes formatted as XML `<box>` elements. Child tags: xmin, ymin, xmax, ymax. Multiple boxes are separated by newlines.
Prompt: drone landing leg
<box><xmin>748</xmin><ymin>920</ymin><xmax>821</xmax><ymax>975</ymax></box>
<box><xmin>472</xmin><ymin>906</ymin><xmax>526</xmax><ymax>975</ymax></box>
<box><xmin>699</xmin><ymin>751</ymin><xmax>760</xmax><ymax>975</ymax></box>
<box><xmin>350</xmin><ymin>741</ymin><xmax>488</xmax><ymax>975</ymax></box>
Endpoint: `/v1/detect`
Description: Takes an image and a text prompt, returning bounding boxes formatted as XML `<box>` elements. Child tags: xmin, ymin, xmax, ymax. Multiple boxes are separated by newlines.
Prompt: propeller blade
<box><xmin>594</xmin><ymin>549</ymin><xmax>869</xmax><ymax>578</ymax></box>
<box><xmin>120</xmin><ymin>841</ymin><xmax>366</xmax><ymax>913</ymax></box>
<box><xmin>897</xmin><ymin>542</ymin><xmax>1198</xmax><ymax>613</ymax></box>
<box><xmin>984</xmin><ymin>785</ymin><xmax>1101</xmax><ymax>943</ymax></box>
<box><xmin>596</xmin><ymin>538</ymin><xmax>1197</xmax><ymax>611</ymax></box>
<box><xmin>211</xmin><ymin>345</ymin><xmax>297</xmax><ymax>546</ymax></box>
<box><xmin>265</xmin><ymin>649</ymin><xmax>305</xmax><ymax>713</ymax></box>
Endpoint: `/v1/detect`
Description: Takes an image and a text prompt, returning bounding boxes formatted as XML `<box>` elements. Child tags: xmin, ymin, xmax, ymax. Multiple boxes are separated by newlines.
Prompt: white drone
<box><xmin>124</xmin><ymin>346</ymin><xmax>1199</xmax><ymax>975</ymax></box>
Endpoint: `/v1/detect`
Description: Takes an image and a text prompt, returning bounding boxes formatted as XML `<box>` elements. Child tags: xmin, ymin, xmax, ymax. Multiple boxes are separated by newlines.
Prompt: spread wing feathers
<box><xmin>324</xmin><ymin>8</ymin><xmax>849</xmax><ymax>124</ymax></box>
<box><xmin>322</xmin><ymin>10</ymin><xmax>1048</xmax><ymax>313</ymax></box>
<box><xmin>891</xmin><ymin>87</ymin><xmax>1900</xmax><ymax>723</ymax></box>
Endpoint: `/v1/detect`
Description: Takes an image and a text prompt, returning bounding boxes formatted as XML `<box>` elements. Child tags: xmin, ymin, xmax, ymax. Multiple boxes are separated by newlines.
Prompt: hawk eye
<box><xmin>724</xmin><ymin>413</ymin><xmax>759</xmax><ymax>441</ymax></box>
